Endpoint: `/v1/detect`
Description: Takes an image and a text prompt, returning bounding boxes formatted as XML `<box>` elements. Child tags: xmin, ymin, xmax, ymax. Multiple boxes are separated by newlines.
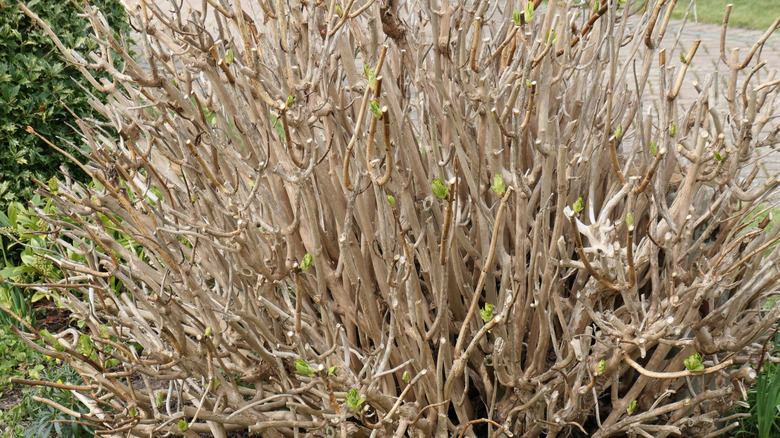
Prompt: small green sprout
<box><xmin>526</xmin><ymin>79</ymin><xmax>532</xmax><ymax>88</ymax></box>
<box><xmin>225</xmin><ymin>49</ymin><xmax>234</xmax><ymax>65</ymax></box>
<box><xmin>713</xmin><ymin>150</ymin><xmax>723</xmax><ymax>162</ymax></box>
<box><xmin>594</xmin><ymin>0</ymin><xmax>600</xmax><ymax>12</ymax></box>
<box><xmin>679</xmin><ymin>51</ymin><xmax>686</xmax><ymax>63</ymax></box>
<box><xmin>546</xmin><ymin>29</ymin><xmax>557</xmax><ymax>45</ymax></box>
<box><xmin>364</xmin><ymin>64</ymin><xmax>377</xmax><ymax>89</ymax></box>
<box><xmin>346</xmin><ymin>388</ymin><xmax>366</xmax><ymax>410</ymax></box>
<box><xmin>627</xmin><ymin>399</ymin><xmax>637</xmax><ymax>415</ymax></box>
<box><xmin>595</xmin><ymin>359</ymin><xmax>606</xmax><ymax>376</ymax></box>
<box><xmin>155</xmin><ymin>391</ymin><xmax>164</xmax><ymax>408</ymax></box>
<box><xmin>480</xmin><ymin>303</ymin><xmax>495</xmax><ymax>323</ymax></box>
<box><xmin>573</xmin><ymin>197</ymin><xmax>584</xmax><ymax>214</ymax></box>
<box><xmin>649</xmin><ymin>140</ymin><xmax>658</xmax><ymax>155</ymax></box>
<box><xmin>129</xmin><ymin>407</ymin><xmax>138</xmax><ymax>417</ymax></box>
<box><xmin>431</xmin><ymin>178</ymin><xmax>450</xmax><ymax>199</ymax></box>
<box><xmin>402</xmin><ymin>371</ymin><xmax>411</xmax><ymax>383</ymax></box>
<box><xmin>684</xmin><ymin>353</ymin><xmax>705</xmax><ymax>371</ymax></box>
<box><xmin>295</xmin><ymin>358</ymin><xmax>316</xmax><ymax>377</ymax></box>
<box><xmin>670</xmin><ymin>123</ymin><xmax>677</xmax><ymax>137</ymax></box>
<box><xmin>301</xmin><ymin>253</ymin><xmax>313</xmax><ymax>271</ymax></box>
<box><xmin>491</xmin><ymin>174</ymin><xmax>506</xmax><ymax>197</ymax></box>
<box><xmin>47</xmin><ymin>177</ymin><xmax>59</xmax><ymax>195</ymax></box>
<box><xmin>328</xmin><ymin>366</ymin><xmax>338</xmax><ymax>377</ymax></box>
<box><xmin>370</xmin><ymin>99</ymin><xmax>382</xmax><ymax>119</ymax></box>
<box><xmin>204</xmin><ymin>327</ymin><xmax>213</xmax><ymax>337</ymax></box>
<box><xmin>614</xmin><ymin>124</ymin><xmax>623</xmax><ymax>139</ymax></box>
<box><xmin>178</xmin><ymin>419</ymin><xmax>188</xmax><ymax>431</ymax></box>
<box><xmin>387</xmin><ymin>195</ymin><xmax>396</xmax><ymax>207</ymax></box>
<box><xmin>512</xmin><ymin>9</ymin><xmax>522</xmax><ymax>25</ymax></box>
<box><xmin>335</xmin><ymin>4</ymin><xmax>343</xmax><ymax>17</ymax></box>
<box><xmin>626</xmin><ymin>213</ymin><xmax>634</xmax><ymax>228</ymax></box>
<box><xmin>525</xmin><ymin>1</ymin><xmax>535</xmax><ymax>22</ymax></box>
<box><xmin>286</xmin><ymin>95</ymin><xmax>295</xmax><ymax>110</ymax></box>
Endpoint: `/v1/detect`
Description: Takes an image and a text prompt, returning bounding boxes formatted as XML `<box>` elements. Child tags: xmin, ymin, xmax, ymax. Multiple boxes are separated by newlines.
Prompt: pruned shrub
<box><xmin>8</xmin><ymin>0</ymin><xmax>780</xmax><ymax>437</ymax></box>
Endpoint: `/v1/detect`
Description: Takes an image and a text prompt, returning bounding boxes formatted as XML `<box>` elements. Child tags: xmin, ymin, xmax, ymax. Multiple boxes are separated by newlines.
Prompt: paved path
<box><xmin>121</xmin><ymin>2</ymin><xmax>779</xmax><ymax>202</ymax></box>
<box><xmin>655</xmin><ymin>20</ymin><xmax>780</xmax><ymax>202</ymax></box>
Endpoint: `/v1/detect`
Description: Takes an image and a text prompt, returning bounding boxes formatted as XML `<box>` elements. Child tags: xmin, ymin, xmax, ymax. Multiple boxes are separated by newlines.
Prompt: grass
<box><xmin>671</xmin><ymin>0</ymin><xmax>780</xmax><ymax>32</ymax></box>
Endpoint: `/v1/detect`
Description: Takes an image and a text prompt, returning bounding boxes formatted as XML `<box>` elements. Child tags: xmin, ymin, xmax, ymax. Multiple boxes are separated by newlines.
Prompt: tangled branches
<box><xmin>9</xmin><ymin>0</ymin><xmax>780</xmax><ymax>436</ymax></box>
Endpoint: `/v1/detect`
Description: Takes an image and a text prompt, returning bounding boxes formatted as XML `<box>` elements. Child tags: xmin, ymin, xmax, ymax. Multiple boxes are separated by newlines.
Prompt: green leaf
<box><xmin>328</xmin><ymin>366</ymin><xmax>338</xmax><ymax>377</ymax></box>
<box><xmin>713</xmin><ymin>150</ymin><xmax>723</xmax><ymax>162</ymax></box>
<box><xmin>346</xmin><ymin>388</ymin><xmax>366</xmax><ymax>410</ymax></box>
<box><xmin>649</xmin><ymin>140</ymin><xmax>658</xmax><ymax>155</ymax></box>
<box><xmin>594</xmin><ymin>0</ymin><xmax>600</xmax><ymax>12</ymax></box>
<box><xmin>46</xmin><ymin>177</ymin><xmax>59</xmax><ymax>195</ymax></box>
<box><xmin>76</xmin><ymin>334</ymin><xmax>93</xmax><ymax>357</ymax></box>
<box><xmin>573</xmin><ymin>197</ymin><xmax>584</xmax><ymax>214</ymax></box>
<box><xmin>525</xmin><ymin>1</ymin><xmax>535</xmax><ymax>22</ymax></box>
<box><xmin>204</xmin><ymin>327</ymin><xmax>213</xmax><ymax>337</ymax></box>
<box><xmin>129</xmin><ymin>407</ymin><xmax>138</xmax><ymax>417</ymax></box>
<box><xmin>491</xmin><ymin>174</ymin><xmax>506</xmax><ymax>197</ymax></box>
<box><xmin>370</xmin><ymin>99</ymin><xmax>382</xmax><ymax>119</ymax></box>
<box><xmin>614</xmin><ymin>124</ymin><xmax>623</xmax><ymax>139</ymax></box>
<box><xmin>295</xmin><ymin>358</ymin><xmax>316</xmax><ymax>377</ymax></box>
<box><xmin>177</xmin><ymin>419</ymin><xmax>188</xmax><ymax>431</ymax></box>
<box><xmin>480</xmin><ymin>303</ymin><xmax>494</xmax><ymax>323</ymax></box>
<box><xmin>301</xmin><ymin>253</ymin><xmax>313</xmax><ymax>271</ymax></box>
<box><xmin>225</xmin><ymin>49</ymin><xmax>234</xmax><ymax>65</ymax></box>
<box><xmin>626</xmin><ymin>213</ymin><xmax>634</xmax><ymax>228</ymax></box>
<box><xmin>627</xmin><ymin>399</ymin><xmax>637</xmax><ymax>415</ymax></box>
<box><xmin>684</xmin><ymin>353</ymin><xmax>705</xmax><ymax>371</ymax></box>
<box><xmin>680</xmin><ymin>51</ymin><xmax>686</xmax><ymax>64</ymax></box>
<box><xmin>512</xmin><ymin>9</ymin><xmax>522</xmax><ymax>25</ymax></box>
<box><xmin>386</xmin><ymin>195</ymin><xmax>396</xmax><ymax>207</ymax></box>
<box><xmin>431</xmin><ymin>178</ymin><xmax>449</xmax><ymax>200</ymax></box>
<box><xmin>669</xmin><ymin>123</ymin><xmax>677</xmax><ymax>137</ymax></box>
<box><xmin>526</xmin><ymin>79</ymin><xmax>532</xmax><ymax>88</ymax></box>
<box><xmin>155</xmin><ymin>391</ymin><xmax>164</xmax><ymax>408</ymax></box>
<box><xmin>98</xmin><ymin>325</ymin><xmax>109</xmax><ymax>338</ymax></box>
<box><xmin>402</xmin><ymin>371</ymin><xmax>410</xmax><ymax>383</ymax></box>
<box><xmin>364</xmin><ymin>64</ymin><xmax>377</xmax><ymax>90</ymax></box>
<box><xmin>595</xmin><ymin>359</ymin><xmax>606</xmax><ymax>376</ymax></box>
<box><xmin>286</xmin><ymin>95</ymin><xmax>294</xmax><ymax>110</ymax></box>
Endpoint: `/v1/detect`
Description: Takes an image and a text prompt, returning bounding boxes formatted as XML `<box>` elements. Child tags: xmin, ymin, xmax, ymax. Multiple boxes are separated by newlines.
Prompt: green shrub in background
<box><xmin>0</xmin><ymin>0</ymin><xmax>129</xmax><ymax>209</ymax></box>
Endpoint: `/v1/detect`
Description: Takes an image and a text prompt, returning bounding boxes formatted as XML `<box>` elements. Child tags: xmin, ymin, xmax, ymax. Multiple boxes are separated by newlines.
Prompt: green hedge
<box><xmin>0</xmin><ymin>0</ymin><xmax>128</xmax><ymax>209</ymax></box>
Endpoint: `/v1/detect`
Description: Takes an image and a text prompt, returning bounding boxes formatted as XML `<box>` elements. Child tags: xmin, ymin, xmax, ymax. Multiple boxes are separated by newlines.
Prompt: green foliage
<box><xmin>670</xmin><ymin>0</ymin><xmax>780</xmax><ymax>32</ymax></box>
<box><xmin>370</xmin><ymin>99</ymin><xmax>382</xmax><ymax>119</ymax></box>
<box><xmin>684</xmin><ymin>352</ymin><xmax>704</xmax><ymax>371</ymax></box>
<box><xmin>431</xmin><ymin>178</ymin><xmax>449</xmax><ymax>199</ymax></box>
<box><xmin>480</xmin><ymin>303</ymin><xmax>494</xmax><ymax>323</ymax></box>
<box><xmin>402</xmin><ymin>370</ymin><xmax>410</xmax><ymax>383</ymax></box>
<box><xmin>525</xmin><ymin>1</ymin><xmax>535</xmax><ymax>22</ymax></box>
<box><xmin>225</xmin><ymin>49</ymin><xmax>234</xmax><ymax>65</ymax></box>
<box><xmin>0</xmin><ymin>1</ymin><xmax>129</xmax><ymax>210</ymax></box>
<box><xmin>512</xmin><ymin>9</ymin><xmax>522</xmax><ymax>26</ymax></box>
<box><xmin>346</xmin><ymin>388</ymin><xmax>365</xmax><ymax>410</ymax></box>
<box><xmin>386</xmin><ymin>195</ymin><xmax>396</xmax><ymax>207</ymax></box>
<box><xmin>327</xmin><ymin>366</ymin><xmax>338</xmax><ymax>377</ymax></box>
<box><xmin>301</xmin><ymin>253</ymin><xmax>313</xmax><ymax>271</ymax></box>
<box><xmin>614</xmin><ymin>124</ymin><xmax>623</xmax><ymax>139</ymax></box>
<box><xmin>755</xmin><ymin>363</ymin><xmax>780</xmax><ymax>438</ymax></box>
<box><xmin>6</xmin><ymin>362</ymin><xmax>92</xmax><ymax>438</ymax></box>
<box><xmin>0</xmin><ymin>196</ymin><xmax>62</xmax><ymax>324</ymax></box>
<box><xmin>491</xmin><ymin>174</ymin><xmax>506</xmax><ymax>197</ymax></box>
<box><xmin>649</xmin><ymin>140</ymin><xmax>658</xmax><ymax>155</ymax></box>
<box><xmin>295</xmin><ymin>358</ymin><xmax>315</xmax><ymax>377</ymax></box>
<box><xmin>572</xmin><ymin>197</ymin><xmax>584</xmax><ymax>214</ymax></box>
<box><xmin>595</xmin><ymin>359</ymin><xmax>606</xmax><ymax>376</ymax></box>
<box><xmin>626</xmin><ymin>399</ymin><xmax>637</xmax><ymax>415</ymax></box>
